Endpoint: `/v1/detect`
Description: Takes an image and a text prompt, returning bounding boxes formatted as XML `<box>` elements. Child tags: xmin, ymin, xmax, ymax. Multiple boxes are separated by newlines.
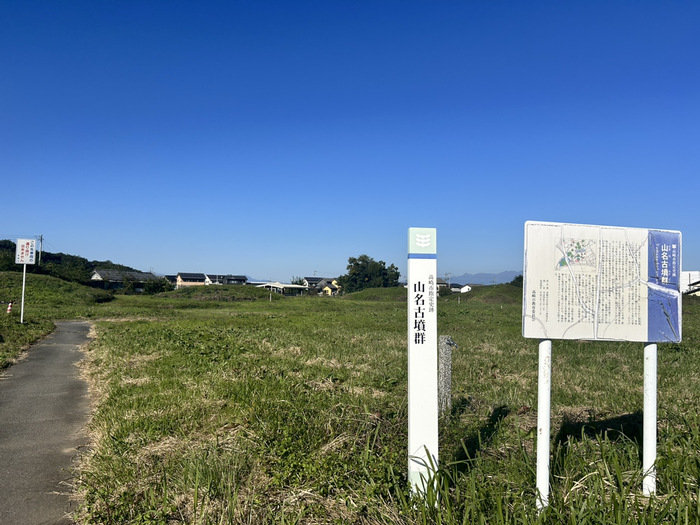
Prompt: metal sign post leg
<box><xmin>643</xmin><ymin>343</ymin><xmax>657</xmax><ymax>496</ymax></box>
<box><xmin>536</xmin><ymin>339</ymin><xmax>552</xmax><ymax>509</ymax></box>
<box><xmin>20</xmin><ymin>263</ymin><xmax>27</xmax><ymax>324</ymax></box>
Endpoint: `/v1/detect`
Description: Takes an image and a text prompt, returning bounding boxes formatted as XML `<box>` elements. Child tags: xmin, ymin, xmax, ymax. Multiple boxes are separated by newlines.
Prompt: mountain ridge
<box><xmin>448</xmin><ymin>271</ymin><xmax>520</xmax><ymax>286</ymax></box>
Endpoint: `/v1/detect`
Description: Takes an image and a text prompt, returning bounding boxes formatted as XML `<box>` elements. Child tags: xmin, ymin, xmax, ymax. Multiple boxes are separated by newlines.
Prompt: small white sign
<box><xmin>15</xmin><ymin>238</ymin><xmax>36</xmax><ymax>265</ymax></box>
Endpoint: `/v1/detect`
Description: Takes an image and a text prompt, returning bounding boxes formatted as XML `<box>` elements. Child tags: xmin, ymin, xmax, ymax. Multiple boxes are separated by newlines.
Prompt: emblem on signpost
<box><xmin>415</xmin><ymin>234</ymin><xmax>432</xmax><ymax>248</ymax></box>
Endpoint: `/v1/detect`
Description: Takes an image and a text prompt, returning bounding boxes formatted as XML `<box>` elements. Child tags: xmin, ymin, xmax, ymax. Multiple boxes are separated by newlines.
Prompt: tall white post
<box><xmin>20</xmin><ymin>263</ymin><xmax>27</xmax><ymax>324</ymax></box>
<box><xmin>407</xmin><ymin>228</ymin><xmax>439</xmax><ymax>495</ymax></box>
<box><xmin>643</xmin><ymin>343</ymin><xmax>657</xmax><ymax>496</ymax></box>
<box><xmin>536</xmin><ymin>339</ymin><xmax>552</xmax><ymax>509</ymax></box>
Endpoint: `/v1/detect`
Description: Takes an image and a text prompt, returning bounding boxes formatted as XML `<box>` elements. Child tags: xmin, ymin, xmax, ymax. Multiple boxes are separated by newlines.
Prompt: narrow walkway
<box><xmin>0</xmin><ymin>321</ymin><xmax>91</xmax><ymax>525</ymax></box>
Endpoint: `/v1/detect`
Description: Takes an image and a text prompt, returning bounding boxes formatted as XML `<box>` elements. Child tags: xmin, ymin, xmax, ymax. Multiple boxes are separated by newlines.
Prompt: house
<box><xmin>205</xmin><ymin>274</ymin><xmax>247</xmax><ymax>285</ymax></box>
<box><xmin>450</xmin><ymin>283</ymin><xmax>472</xmax><ymax>293</ymax></box>
<box><xmin>437</xmin><ymin>278</ymin><xmax>449</xmax><ymax>289</ymax></box>
<box><xmin>164</xmin><ymin>275</ymin><xmax>177</xmax><ymax>285</ymax></box>
<box><xmin>176</xmin><ymin>273</ymin><xmax>207</xmax><ymax>289</ymax></box>
<box><xmin>303</xmin><ymin>276</ymin><xmax>341</xmax><ymax>295</ymax></box>
<box><xmin>303</xmin><ymin>276</ymin><xmax>328</xmax><ymax>288</ymax></box>
<box><xmin>318</xmin><ymin>279</ymin><xmax>340</xmax><ymax>296</ymax></box>
<box><xmin>687</xmin><ymin>281</ymin><xmax>700</xmax><ymax>296</ymax></box>
<box><xmin>681</xmin><ymin>271</ymin><xmax>700</xmax><ymax>294</ymax></box>
<box><xmin>176</xmin><ymin>273</ymin><xmax>248</xmax><ymax>289</ymax></box>
<box><xmin>90</xmin><ymin>269</ymin><xmax>160</xmax><ymax>291</ymax></box>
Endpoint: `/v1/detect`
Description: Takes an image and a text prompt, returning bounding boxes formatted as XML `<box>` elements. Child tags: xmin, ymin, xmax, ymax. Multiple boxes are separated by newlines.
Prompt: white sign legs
<box><xmin>20</xmin><ymin>264</ymin><xmax>27</xmax><ymax>324</ymax></box>
<box><xmin>536</xmin><ymin>339</ymin><xmax>552</xmax><ymax>509</ymax></box>
<box><xmin>643</xmin><ymin>343</ymin><xmax>657</xmax><ymax>496</ymax></box>
<box><xmin>407</xmin><ymin>228</ymin><xmax>438</xmax><ymax>494</ymax></box>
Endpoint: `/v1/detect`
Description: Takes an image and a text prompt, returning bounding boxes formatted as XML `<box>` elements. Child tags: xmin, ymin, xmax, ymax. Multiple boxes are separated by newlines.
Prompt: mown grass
<box><xmin>69</xmin><ymin>284</ymin><xmax>700</xmax><ymax>523</ymax></box>
<box><xmin>2</xmin><ymin>271</ymin><xmax>698</xmax><ymax>523</ymax></box>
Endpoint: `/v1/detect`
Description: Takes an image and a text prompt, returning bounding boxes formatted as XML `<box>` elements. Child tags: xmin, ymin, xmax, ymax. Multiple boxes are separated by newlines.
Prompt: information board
<box><xmin>523</xmin><ymin>221</ymin><xmax>681</xmax><ymax>343</ymax></box>
<box><xmin>15</xmin><ymin>238</ymin><xmax>36</xmax><ymax>265</ymax></box>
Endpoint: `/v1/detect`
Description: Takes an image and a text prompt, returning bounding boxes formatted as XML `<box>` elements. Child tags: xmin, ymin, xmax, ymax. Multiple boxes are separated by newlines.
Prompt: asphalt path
<box><xmin>0</xmin><ymin>321</ymin><xmax>91</xmax><ymax>525</ymax></box>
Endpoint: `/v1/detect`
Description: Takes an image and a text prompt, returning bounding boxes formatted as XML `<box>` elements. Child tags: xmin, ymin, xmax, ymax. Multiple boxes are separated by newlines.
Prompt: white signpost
<box><xmin>523</xmin><ymin>221</ymin><xmax>682</xmax><ymax>508</ymax></box>
<box><xmin>15</xmin><ymin>238</ymin><xmax>37</xmax><ymax>324</ymax></box>
<box><xmin>407</xmin><ymin>227</ymin><xmax>439</xmax><ymax>494</ymax></box>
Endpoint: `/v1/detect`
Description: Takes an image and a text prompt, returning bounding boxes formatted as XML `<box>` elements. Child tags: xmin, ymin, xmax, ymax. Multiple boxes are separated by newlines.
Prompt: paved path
<box><xmin>0</xmin><ymin>321</ymin><xmax>91</xmax><ymax>525</ymax></box>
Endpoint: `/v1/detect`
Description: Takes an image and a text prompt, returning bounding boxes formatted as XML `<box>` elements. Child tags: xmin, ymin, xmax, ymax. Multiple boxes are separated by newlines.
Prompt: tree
<box><xmin>337</xmin><ymin>254</ymin><xmax>400</xmax><ymax>293</ymax></box>
<box><xmin>144</xmin><ymin>278</ymin><xmax>174</xmax><ymax>294</ymax></box>
<box><xmin>510</xmin><ymin>274</ymin><xmax>523</xmax><ymax>287</ymax></box>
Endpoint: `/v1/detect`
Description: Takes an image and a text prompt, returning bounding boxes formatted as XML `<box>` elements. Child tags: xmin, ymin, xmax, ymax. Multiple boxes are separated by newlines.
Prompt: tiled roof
<box><xmin>178</xmin><ymin>273</ymin><xmax>206</xmax><ymax>281</ymax></box>
<box><xmin>93</xmin><ymin>269</ymin><xmax>159</xmax><ymax>282</ymax></box>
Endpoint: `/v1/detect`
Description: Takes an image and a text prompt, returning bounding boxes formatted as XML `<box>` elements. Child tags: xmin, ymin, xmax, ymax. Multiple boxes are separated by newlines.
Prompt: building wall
<box><xmin>176</xmin><ymin>276</ymin><xmax>205</xmax><ymax>289</ymax></box>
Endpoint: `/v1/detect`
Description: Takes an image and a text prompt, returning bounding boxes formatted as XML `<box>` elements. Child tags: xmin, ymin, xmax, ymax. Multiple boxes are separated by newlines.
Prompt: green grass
<box><xmin>2</xmin><ymin>276</ymin><xmax>698</xmax><ymax>523</ymax></box>
<box><xmin>165</xmin><ymin>284</ymin><xmax>281</xmax><ymax>302</ymax></box>
<box><xmin>0</xmin><ymin>271</ymin><xmax>112</xmax><ymax>367</ymax></box>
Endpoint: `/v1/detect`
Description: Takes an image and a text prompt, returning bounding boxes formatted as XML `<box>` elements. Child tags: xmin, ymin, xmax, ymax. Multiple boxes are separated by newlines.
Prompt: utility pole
<box><xmin>38</xmin><ymin>235</ymin><xmax>43</xmax><ymax>265</ymax></box>
<box><xmin>445</xmin><ymin>272</ymin><xmax>451</xmax><ymax>287</ymax></box>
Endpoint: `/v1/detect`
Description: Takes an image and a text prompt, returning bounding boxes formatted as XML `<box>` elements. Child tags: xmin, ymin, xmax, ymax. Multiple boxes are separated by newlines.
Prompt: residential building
<box><xmin>90</xmin><ymin>269</ymin><xmax>160</xmax><ymax>291</ymax></box>
<box><xmin>176</xmin><ymin>273</ymin><xmax>207</xmax><ymax>289</ymax></box>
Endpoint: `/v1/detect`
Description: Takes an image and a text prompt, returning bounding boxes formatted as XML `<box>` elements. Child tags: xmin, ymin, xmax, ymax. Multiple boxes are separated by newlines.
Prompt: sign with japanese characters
<box><xmin>15</xmin><ymin>238</ymin><xmax>36</xmax><ymax>265</ymax></box>
<box><xmin>523</xmin><ymin>221</ymin><xmax>682</xmax><ymax>343</ymax></box>
<box><xmin>407</xmin><ymin>227</ymin><xmax>438</xmax><ymax>492</ymax></box>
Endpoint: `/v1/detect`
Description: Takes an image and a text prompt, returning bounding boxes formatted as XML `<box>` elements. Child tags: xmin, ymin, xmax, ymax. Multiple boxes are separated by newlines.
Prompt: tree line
<box><xmin>0</xmin><ymin>240</ymin><xmax>137</xmax><ymax>285</ymax></box>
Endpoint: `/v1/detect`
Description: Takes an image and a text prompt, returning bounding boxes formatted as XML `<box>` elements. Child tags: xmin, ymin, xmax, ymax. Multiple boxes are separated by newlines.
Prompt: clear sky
<box><xmin>2</xmin><ymin>1</ymin><xmax>699</xmax><ymax>281</ymax></box>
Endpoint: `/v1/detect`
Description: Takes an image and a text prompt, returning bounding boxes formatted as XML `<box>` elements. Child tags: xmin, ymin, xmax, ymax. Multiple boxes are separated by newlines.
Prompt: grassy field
<box><xmin>1</xmin><ymin>271</ymin><xmax>698</xmax><ymax>523</ymax></box>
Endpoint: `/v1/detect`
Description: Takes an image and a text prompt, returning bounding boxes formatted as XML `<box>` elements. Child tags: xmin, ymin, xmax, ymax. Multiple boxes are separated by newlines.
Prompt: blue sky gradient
<box><xmin>2</xmin><ymin>2</ymin><xmax>699</xmax><ymax>281</ymax></box>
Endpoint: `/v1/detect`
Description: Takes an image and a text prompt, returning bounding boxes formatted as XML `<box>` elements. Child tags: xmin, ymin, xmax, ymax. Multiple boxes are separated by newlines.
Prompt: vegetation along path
<box><xmin>0</xmin><ymin>321</ymin><xmax>91</xmax><ymax>525</ymax></box>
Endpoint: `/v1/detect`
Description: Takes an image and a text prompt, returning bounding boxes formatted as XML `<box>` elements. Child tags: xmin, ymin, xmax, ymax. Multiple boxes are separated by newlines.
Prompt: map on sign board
<box><xmin>522</xmin><ymin>222</ymin><xmax>681</xmax><ymax>343</ymax></box>
<box><xmin>15</xmin><ymin>238</ymin><xmax>36</xmax><ymax>265</ymax></box>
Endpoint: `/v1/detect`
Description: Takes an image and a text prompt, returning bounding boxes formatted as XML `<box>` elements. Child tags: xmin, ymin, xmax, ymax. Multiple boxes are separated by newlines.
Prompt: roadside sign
<box><xmin>15</xmin><ymin>238</ymin><xmax>37</xmax><ymax>324</ymax></box>
<box><xmin>407</xmin><ymin>227</ymin><xmax>438</xmax><ymax>494</ymax></box>
<box><xmin>15</xmin><ymin>239</ymin><xmax>36</xmax><ymax>265</ymax></box>
<box><xmin>523</xmin><ymin>221</ymin><xmax>681</xmax><ymax>342</ymax></box>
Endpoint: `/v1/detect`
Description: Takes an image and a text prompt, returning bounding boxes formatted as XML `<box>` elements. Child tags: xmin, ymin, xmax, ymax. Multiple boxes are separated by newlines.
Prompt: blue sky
<box><xmin>2</xmin><ymin>1</ymin><xmax>699</xmax><ymax>281</ymax></box>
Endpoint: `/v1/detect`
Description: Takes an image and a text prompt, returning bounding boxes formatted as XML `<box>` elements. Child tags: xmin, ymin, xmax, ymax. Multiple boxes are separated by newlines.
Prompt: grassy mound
<box><xmin>341</xmin><ymin>286</ymin><xmax>407</xmax><ymax>301</ymax></box>
<box><xmin>164</xmin><ymin>284</ymin><xmax>280</xmax><ymax>302</ymax></box>
<box><xmin>0</xmin><ymin>271</ymin><xmax>112</xmax><ymax>367</ymax></box>
<box><xmin>0</xmin><ymin>271</ymin><xmax>112</xmax><ymax>307</ymax></box>
<box><xmin>463</xmin><ymin>283</ymin><xmax>522</xmax><ymax>304</ymax></box>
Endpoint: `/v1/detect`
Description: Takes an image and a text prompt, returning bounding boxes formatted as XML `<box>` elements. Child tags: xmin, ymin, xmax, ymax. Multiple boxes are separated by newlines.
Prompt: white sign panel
<box><xmin>407</xmin><ymin>227</ymin><xmax>438</xmax><ymax>492</ymax></box>
<box><xmin>15</xmin><ymin>238</ymin><xmax>36</xmax><ymax>265</ymax></box>
<box><xmin>523</xmin><ymin>221</ymin><xmax>681</xmax><ymax>342</ymax></box>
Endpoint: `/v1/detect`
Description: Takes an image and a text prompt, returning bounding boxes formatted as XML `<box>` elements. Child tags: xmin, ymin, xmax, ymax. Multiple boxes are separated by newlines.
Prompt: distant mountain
<box><xmin>449</xmin><ymin>271</ymin><xmax>520</xmax><ymax>286</ymax></box>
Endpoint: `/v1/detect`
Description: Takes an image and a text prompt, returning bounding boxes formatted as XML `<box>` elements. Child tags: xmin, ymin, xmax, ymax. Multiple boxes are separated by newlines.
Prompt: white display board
<box><xmin>523</xmin><ymin>221</ymin><xmax>681</xmax><ymax>343</ymax></box>
<box><xmin>407</xmin><ymin>227</ymin><xmax>438</xmax><ymax>493</ymax></box>
<box><xmin>15</xmin><ymin>238</ymin><xmax>36</xmax><ymax>265</ymax></box>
